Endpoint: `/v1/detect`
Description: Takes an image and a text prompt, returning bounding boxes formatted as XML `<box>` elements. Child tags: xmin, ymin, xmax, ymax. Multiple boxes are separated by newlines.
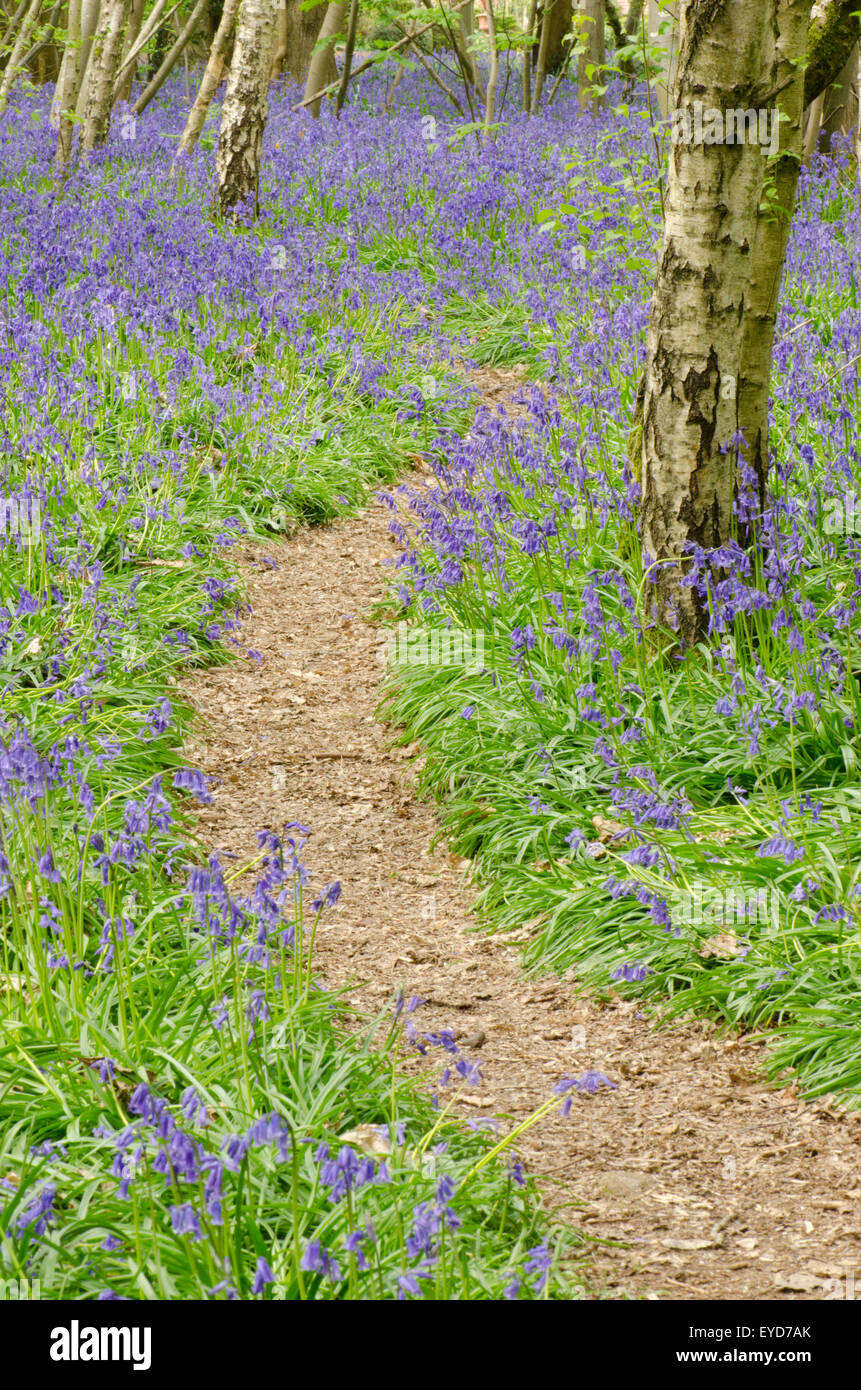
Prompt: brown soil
<box><xmin>181</xmin><ymin>377</ymin><xmax>861</xmax><ymax>1302</ymax></box>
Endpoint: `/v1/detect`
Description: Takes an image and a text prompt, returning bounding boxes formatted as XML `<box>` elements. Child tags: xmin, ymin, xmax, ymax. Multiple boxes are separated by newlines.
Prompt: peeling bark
<box><xmin>640</xmin><ymin>0</ymin><xmax>778</xmax><ymax>648</ymax></box>
<box><xmin>173</xmin><ymin>0</ymin><xmax>239</xmax><ymax>167</ymax></box>
<box><xmin>53</xmin><ymin>0</ymin><xmax>82</xmax><ymax>165</ymax></box>
<box><xmin>215</xmin><ymin>0</ymin><xmax>277</xmax><ymax>216</ymax></box>
<box><xmin>80</xmin><ymin>0</ymin><xmax>131</xmax><ymax>151</ymax></box>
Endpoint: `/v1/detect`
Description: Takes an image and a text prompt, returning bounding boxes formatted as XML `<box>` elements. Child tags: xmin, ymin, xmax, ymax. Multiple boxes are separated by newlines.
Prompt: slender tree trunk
<box><xmin>522</xmin><ymin>0</ymin><xmax>537</xmax><ymax>111</ymax></box>
<box><xmin>483</xmin><ymin>0</ymin><xmax>498</xmax><ymax>134</ymax></box>
<box><xmin>0</xmin><ymin>0</ymin><xmax>41</xmax><ymax>116</ymax></box>
<box><xmin>215</xmin><ymin>0</ymin><xmax>277</xmax><ymax>215</ymax></box>
<box><xmin>53</xmin><ymin>0</ymin><xmax>82</xmax><ymax>165</ymax></box>
<box><xmin>73</xmin><ymin>0</ymin><xmax>102</xmax><ymax>121</ymax></box>
<box><xmin>334</xmin><ymin>0</ymin><xmax>358</xmax><ymax>114</ymax></box>
<box><xmin>736</xmin><ymin>0</ymin><xmax>808</xmax><ymax>514</ymax></box>
<box><xmin>113</xmin><ymin>0</ymin><xmax>173</xmax><ymax>100</ymax></box>
<box><xmin>458</xmin><ymin>0</ymin><xmax>478</xmax><ymax>87</ymax></box>
<box><xmin>648</xmin><ymin>0</ymin><xmax>677</xmax><ymax>118</ymax></box>
<box><xmin>114</xmin><ymin>0</ymin><xmax>144</xmax><ymax>103</ymax></box>
<box><xmin>577</xmin><ymin>0</ymin><xmax>604</xmax><ymax>110</ymax></box>
<box><xmin>0</xmin><ymin>1</ymin><xmax>29</xmax><ymax>58</ymax></box>
<box><xmin>80</xmin><ymin>0</ymin><xmax>130</xmax><ymax>150</ymax></box>
<box><xmin>802</xmin><ymin>90</ymin><xmax>824</xmax><ymax>163</ymax></box>
<box><xmin>303</xmin><ymin>0</ymin><xmax>342</xmax><ymax>116</ymax></box>
<box><xmin>133</xmin><ymin>0</ymin><xmax>208</xmax><ymax>115</ymax></box>
<box><xmin>173</xmin><ymin>0</ymin><xmax>239</xmax><ymax>166</ymax></box>
<box><xmin>529</xmin><ymin>0</ymin><xmax>553</xmax><ymax>111</ymax></box>
<box><xmin>640</xmin><ymin>0</ymin><xmax>780</xmax><ymax>647</ymax></box>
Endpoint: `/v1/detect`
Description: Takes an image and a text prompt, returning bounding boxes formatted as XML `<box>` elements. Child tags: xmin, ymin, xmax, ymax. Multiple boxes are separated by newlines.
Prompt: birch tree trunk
<box><xmin>73</xmin><ymin>0</ymin><xmax>102</xmax><ymax>121</ymax></box>
<box><xmin>114</xmin><ymin>0</ymin><xmax>145</xmax><ymax>103</ymax></box>
<box><xmin>640</xmin><ymin>0</ymin><xmax>778</xmax><ymax>647</ymax></box>
<box><xmin>303</xmin><ymin>0</ymin><xmax>342</xmax><ymax>116</ymax></box>
<box><xmin>482</xmin><ymin>0</ymin><xmax>498</xmax><ymax>135</ymax></box>
<box><xmin>54</xmin><ymin>0</ymin><xmax>82</xmax><ymax>164</ymax></box>
<box><xmin>173</xmin><ymin>0</ymin><xmax>239</xmax><ymax>166</ymax></box>
<box><xmin>80</xmin><ymin>0</ymin><xmax>131</xmax><ymax>150</ymax></box>
<box><xmin>577</xmin><ymin>0</ymin><xmax>604</xmax><ymax>110</ymax></box>
<box><xmin>0</xmin><ymin>0</ymin><xmax>42</xmax><ymax>116</ymax></box>
<box><xmin>736</xmin><ymin>0</ymin><xmax>808</xmax><ymax>513</ymax></box>
<box><xmin>215</xmin><ymin>0</ymin><xmax>277</xmax><ymax>215</ymax></box>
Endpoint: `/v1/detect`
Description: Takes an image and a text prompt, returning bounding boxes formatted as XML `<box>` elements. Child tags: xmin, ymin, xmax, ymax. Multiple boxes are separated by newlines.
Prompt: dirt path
<box><xmin>182</xmin><ymin>488</ymin><xmax>861</xmax><ymax>1302</ymax></box>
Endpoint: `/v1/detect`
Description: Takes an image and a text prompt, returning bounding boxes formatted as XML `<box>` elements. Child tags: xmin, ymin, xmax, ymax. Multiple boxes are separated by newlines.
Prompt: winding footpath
<box><xmin>181</xmin><ymin>474</ymin><xmax>861</xmax><ymax>1302</ymax></box>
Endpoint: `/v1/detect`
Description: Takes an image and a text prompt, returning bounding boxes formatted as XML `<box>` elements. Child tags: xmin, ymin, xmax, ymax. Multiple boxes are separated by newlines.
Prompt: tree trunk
<box><xmin>482</xmin><ymin>0</ymin><xmax>498</xmax><ymax>134</ymax></box>
<box><xmin>113</xmin><ymin>0</ymin><xmax>172</xmax><ymax>100</ymax></box>
<box><xmin>80</xmin><ymin>0</ymin><xmax>130</xmax><ymax>150</ymax></box>
<box><xmin>522</xmin><ymin>0</ymin><xmax>537</xmax><ymax>111</ymax></box>
<box><xmin>281</xmin><ymin>0</ymin><xmax>326</xmax><ymax>81</ymax></box>
<box><xmin>577</xmin><ymin>0</ymin><xmax>604</xmax><ymax>110</ymax></box>
<box><xmin>624</xmin><ymin>0</ymin><xmax>644</xmax><ymax>36</ymax></box>
<box><xmin>458</xmin><ymin>0</ymin><xmax>479</xmax><ymax>88</ymax></box>
<box><xmin>303</xmin><ymin>0</ymin><xmax>342</xmax><ymax>116</ymax></box>
<box><xmin>270</xmin><ymin>0</ymin><xmax>287</xmax><ymax>77</ymax></box>
<box><xmin>73</xmin><ymin>0</ymin><xmax>102</xmax><ymax>121</ymax></box>
<box><xmin>173</xmin><ymin>0</ymin><xmax>239</xmax><ymax>166</ymax></box>
<box><xmin>640</xmin><ymin>0</ymin><xmax>779</xmax><ymax>648</ymax></box>
<box><xmin>133</xmin><ymin>0</ymin><xmax>208</xmax><ymax>115</ymax></box>
<box><xmin>543</xmin><ymin>0</ymin><xmax>572</xmax><ymax>72</ymax></box>
<box><xmin>114</xmin><ymin>0</ymin><xmax>144</xmax><ymax>103</ymax></box>
<box><xmin>736</xmin><ymin>0</ymin><xmax>808</xmax><ymax>516</ymax></box>
<box><xmin>529</xmin><ymin>0</ymin><xmax>553</xmax><ymax>110</ymax></box>
<box><xmin>648</xmin><ymin>0</ymin><xmax>677</xmax><ymax>119</ymax></box>
<box><xmin>0</xmin><ymin>0</ymin><xmax>41</xmax><ymax>116</ymax></box>
<box><xmin>215</xmin><ymin>0</ymin><xmax>276</xmax><ymax>215</ymax></box>
<box><xmin>334</xmin><ymin>0</ymin><xmax>357</xmax><ymax>114</ymax></box>
<box><xmin>820</xmin><ymin>38</ymin><xmax>859</xmax><ymax>150</ymax></box>
<box><xmin>53</xmin><ymin>0</ymin><xmax>82</xmax><ymax>165</ymax></box>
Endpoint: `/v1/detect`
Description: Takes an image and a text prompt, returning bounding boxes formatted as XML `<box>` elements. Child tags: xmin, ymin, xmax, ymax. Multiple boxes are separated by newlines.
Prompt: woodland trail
<box><xmin>181</xmin><ymin>471</ymin><xmax>861</xmax><ymax>1303</ymax></box>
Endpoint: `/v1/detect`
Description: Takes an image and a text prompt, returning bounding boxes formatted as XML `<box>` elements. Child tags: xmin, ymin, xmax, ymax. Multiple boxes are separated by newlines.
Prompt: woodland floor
<box><xmin>181</xmin><ymin>373</ymin><xmax>861</xmax><ymax>1302</ymax></box>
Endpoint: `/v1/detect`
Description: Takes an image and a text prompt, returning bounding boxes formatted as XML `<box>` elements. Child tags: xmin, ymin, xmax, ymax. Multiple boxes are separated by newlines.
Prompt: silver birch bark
<box><xmin>736</xmin><ymin>0</ymin><xmax>808</xmax><ymax>511</ymax></box>
<box><xmin>53</xmin><ymin>0</ymin><xmax>82</xmax><ymax>161</ymax></box>
<box><xmin>215</xmin><ymin>0</ymin><xmax>277</xmax><ymax>215</ymax></box>
<box><xmin>482</xmin><ymin>0</ymin><xmax>498</xmax><ymax>135</ymax></box>
<box><xmin>303</xmin><ymin>0</ymin><xmax>342</xmax><ymax>116</ymax></box>
<box><xmin>0</xmin><ymin>0</ymin><xmax>42</xmax><ymax>116</ymax></box>
<box><xmin>114</xmin><ymin>0</ymin><xmax>145</xmax><ymax>103</ymax></box>
<box><xmin>73</xmin><ymin>0</ymin><xmax>103</xmax><ymax>121</ymax></box>
<box><xmin>173</xmin><ymin>0</ymin><xmax>240</xmax><ymax>167</ymax></box>
<box><xmin>80</xmin><ymin>0</ymin><xmax>131</xmax><ymax>150</ymax></box>
<box><xmin>640</xmin><ymin>0</ymin><xmax>777</xmax><ymax>647</ymax></box>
